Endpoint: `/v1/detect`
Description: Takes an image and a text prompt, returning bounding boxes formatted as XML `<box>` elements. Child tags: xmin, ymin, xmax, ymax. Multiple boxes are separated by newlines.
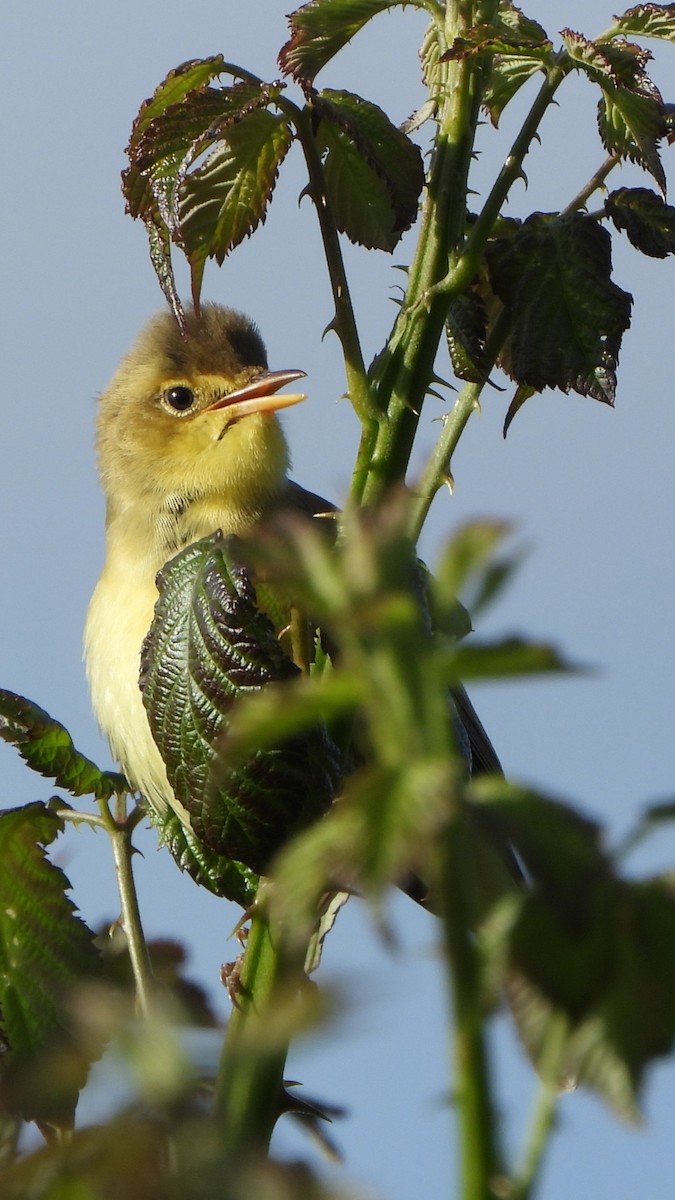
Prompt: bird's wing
<box><xmin>283</xmin><ymin>479</ymin><xmax>337</xmax><ymax>519</ymax></box>
<box><xmin>452</xmin><ymin>683</ymin><xmax>502</xmax><ymax>776</ymax></box>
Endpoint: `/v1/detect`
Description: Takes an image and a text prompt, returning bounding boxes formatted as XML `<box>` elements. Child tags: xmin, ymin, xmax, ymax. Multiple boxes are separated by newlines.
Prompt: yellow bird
<box><xmin>85</xmin><ymin>302</ymin><xmax>501</xmax><ymax>887</ymax></box>
<box><xmin>85</xmin><ymin>303</ymin><xmax>320</xmax><ymax>840</ymax></box>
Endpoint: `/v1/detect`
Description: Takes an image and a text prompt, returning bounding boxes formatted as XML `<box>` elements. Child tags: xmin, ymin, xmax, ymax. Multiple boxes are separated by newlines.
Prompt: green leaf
<box><xmin>140</xmin><ymin>534</ymin><xmax>341</xmax><ymax>877</ymax></box>
<box><xmin>432</xmin><ymin>520</ymin><xmax>513</xmax><ymax>610</ymax></box>
<box><xmin>144</xmin><ymin>217</ymin><xmax>184</xmax><ymax>328</ymax></box>
<box><xmin>506</xmin><ymin>879</ymin><xmax>675</xmax><ymax>1119</ymax></box>
<box><xmin>475</xmin><ymin>779</ymin><xmax>675</xmax><ymax>1117</ymax></box>
<box><xmin>123</xmin><ymin>66</ymin><xmax>287</xmax><ymax>307</ymax></box>
<box><xmin>179</xmin><ymin>107</ymin><xmax>292</xmax><ymax>303</ymax></box>
<box><xmin>486</xmin><ymin>212</ymin><xmax>633</xmax><ymax>404</ymax></box>
<box><xmin>420</xmin><ymin>18</ymin><xmax>442</xmax><ymax>92</ymax></box>
<box><xmin>0</xmin><ymin>690</ymin><xmax>125</xmax><ymax>799</ymax></box>
<box><xmin>128</xmin><ymin>81</ymin><xmax>274</xmax><ymax>225</ymax></box>
<box><xmin>605</xmin><ymin>185</ymin><xmax>675</xmax><ymax>256</ymax></box>
<box><xmin>279</xmin><ymin>0</ymin><xmax>425</xmax><ymax>84</ymax></box>
<box><xmin>313</xmin><ymin>89</ymin><xmax>424</xmax><ymax>251</ymax></box>
<box><xmin>478</xmin><ymin>1</ymin><xmax>549</xmax><ymax>44</ymax></box>
<box><xmin>448</xmin><ymin>636</ymin><xmax>576</xmax><ymax>681</ymax></box>
<box><xmin>561</xmin><ymin>28</ymin><xmax>666</xmax><ymax>191</ymax></box>
<box><xmin>443</xmin><ymin>3</ymin><xmax>551</xmax><ymax>63</ymax></box>
<box><xmin>215</xmin><ymin>670</ymin><xmax>362</xmax><ymax>765</ymax></box>
<box><xmin>442</xmin><ymin>10</ymin><xmax>553</xmax><ymax>125</ymax></box>
<box><xmin>272</xmin><ymin>758</ymin><xmax>457</xmax><ymax>950</ymax></box>
<box><xmin>483</xmin><ymin>54</ymin><xmax>548</xmax><ymax>126</ymax></box>
<box><xmin>609</xmin><ymin>3</ymin><xmax>675</xmax><ymax>42</ymax></box>
<box><xmin>561</xmin><ymin>27</ymin><xmax>644</xmax><ymax>86</ymax></box>
<box><xmin>123</xmin><ymin>57</ymin><xmax>234</xmax><ymax>221</ymax></box>
<box><xmin>315</xmin><ymin>121</ymin><xmax>400</xmax><ymax>251</ymax></box>
<box><xmin>129</xmin><ymin>56</ymin><xmax>235</xmax><ymax>141</ymax></box>
<box><xmin>146</xmin><ymin>808</ymin><xmax>258</xmax><ymax>906</ymax></box>
<box><xmin>599</xmin><ymin>84</ymin><xmax>666</xmax><ymax>193</ymax></box>
<box><xmin>0</xmin><ymin>803</ymin><xmax>101</xmax><ymax>1128</ymax></box>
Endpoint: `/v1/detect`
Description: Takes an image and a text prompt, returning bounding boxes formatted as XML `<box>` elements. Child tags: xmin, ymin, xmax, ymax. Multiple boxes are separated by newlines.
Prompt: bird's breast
<box><xmin>84</xmin><ymin>494</ymin><xmax>270</xmax><ymax>823</ymax></box>
<box><xmin>84</xmin><ymin>537</ymin><xmax>177</xmax><ymax>817</ymax></box>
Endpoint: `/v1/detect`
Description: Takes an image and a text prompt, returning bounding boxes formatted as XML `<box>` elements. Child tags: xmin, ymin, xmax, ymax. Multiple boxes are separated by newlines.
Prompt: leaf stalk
<box><xmin>97</xmin><ymin>795</ymin><xmax>156</xmax><ymax>1018</ymax></box>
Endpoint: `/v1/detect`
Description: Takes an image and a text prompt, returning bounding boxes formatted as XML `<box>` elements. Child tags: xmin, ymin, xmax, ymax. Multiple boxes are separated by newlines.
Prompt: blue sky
<box><xmin>3</xmin><ymin>2</ymin><xmax>675</xmax><ymax>1196</ymax></box>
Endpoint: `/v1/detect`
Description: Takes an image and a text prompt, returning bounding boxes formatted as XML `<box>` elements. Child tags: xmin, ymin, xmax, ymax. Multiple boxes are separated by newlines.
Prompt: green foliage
<box><xmin>562</xmin><ymin>28</ymin><xmax>667</xmax><ymax>191</ymax></box>
<box><xmin>4</xmin><ymin>0</ymin><xmax>675</xmax><ymax>1196</ymax></box>
<box><xmin>609</xmin><ymin>3</ymin><xmax>675</xmax><ymax>42</ymax></box>
<box><xmin>476</xmin><ymin>777</ymin><xmax>675</xmax><ymax>1117</ymax></box>
<box><xmin>313</xmin><ymin>89</ymin><xmax>424</xmax><ymax>249</ymax></box>
<box><xmin>124</xmin><ymin>72</ymin><xmax>289</xmax><ymax>314</ymax></box>
<box><xmin>0</xmin><ymin>690</ymin><xmax>125</xmax><ymax>799</ymax></box>
<box><xmin>140</xmin><ymin>534</ymin><xmax>342</xmax><ymax>878</ymax></box>
<box><xmin>0</xmin><ymin>803</ymin><xmax>101</xmax><ymax>1130</ymax></box>
<box><xmin>180</xmin><ymin>106</ymin><xmax>293</xmax><ymax>303</ymax></box>
<box><xmin>278</xmin><ymin>0</ymin><xmax>427</xmax><ymax>83</ymax></box>
<box><xmin>605</xmin><ymin>185</ymin><xmax>675</xmax><ymax>255</ymax></box>
<box><xmin>486</xmin><ymin>213</ymin><xmax>633</xmax><ymax>406</ymax></box>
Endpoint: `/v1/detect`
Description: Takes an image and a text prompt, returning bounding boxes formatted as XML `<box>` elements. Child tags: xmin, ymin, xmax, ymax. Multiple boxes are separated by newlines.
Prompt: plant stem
<box><xmin>98</xmin><ymin>794</ymin><xmax>155</xmax><ymax>1018</ymax></box>
<box><xmin>561</xmin><ymin>152</ymin><xmax>620</xmax><ymax>216</ymax></box>
<box><xmin>408</xmin><ymin>304</ymin><xmax>513</xmax><ymax>539</ymax></box>
<box><xmin>55</xmin><ymin>809</ymin><xmax>108</xmax><ymax>830</ymax></box>
<box><xmin>441</xmin><ymin>813</ymin><xmax>503</xmax><ymax>1200</ymax></box>
<box><xmin>288</xmin><ymin>104</ymin><xmax>374</xmax><ymax>421</ymax></box>
<box><xmin>286</xmin><ymin>99</ymin><xmax>382</xmax><ymax>500</ymax></box>
<box><xmin>351</xmin><ymin>3</ymin><xmax>566</xmax><ymax>515</ymax></box>
<box><xmin>509</xmin><ymin>1014</ymin><xmax>568</xmax><ymax>1200</ymax></box>
<box><xmin>431</xmin><ymin>56</ymin><xmax>570</xmax><ymax>306</ymax></box>
<box><xmin>110</xmin><ymin>827</ymin><xmax>155</xmax><ymax>1018</ymax></box>
<box><xmin>354</xmin><ymin>6</ymin><xmax>490</xmax><ymax>508</ymax></box>
<box><xmin>213</xmin><ymin>899</ymin><xmax>291</xmax><ymax>1158</ymax></box>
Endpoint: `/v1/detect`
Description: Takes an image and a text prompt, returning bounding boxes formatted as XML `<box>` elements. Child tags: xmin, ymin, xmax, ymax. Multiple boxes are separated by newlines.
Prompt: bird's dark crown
<box><xmin>148</xmin><ymin>304</ymin><xmax>268</xmax><ymax>380</ymax></box>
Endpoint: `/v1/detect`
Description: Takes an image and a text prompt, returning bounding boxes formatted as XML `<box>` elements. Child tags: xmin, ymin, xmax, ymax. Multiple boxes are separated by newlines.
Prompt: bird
<box><xmin>85</xmin><ymin>303</ymin><xmax>502</xmax><ymax>895</ymax></box>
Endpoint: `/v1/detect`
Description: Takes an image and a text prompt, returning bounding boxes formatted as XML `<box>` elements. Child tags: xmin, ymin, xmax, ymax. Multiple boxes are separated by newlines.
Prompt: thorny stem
<box><xmin>408</xmin><ymin>305</ymin><xmax>513</xmax><ymax>540</ymax></box>
<box><xmin>428</xmin><ymin>56</ymin><xmax>570</xmax><ymax>305</ymax></box>
<box><xmin>55</xmin><ymin>809</ymin><xmax>108</xmax><ymax>830</ymax></box>
<box><xmin>351</xmin><ymin>29</ymin><xmax>570</xmax><ymax>521</ymax></box>
<box><xmin>285</xmin><ymin>102</ymin><xmax>374</xmax><ymax>425</ymax></box>
<box><xmin>214</xmin><ymin>899</ymin><xmax>291</xmax><ymax>1158</ymax></box>
<box><xmin>354</xmin><ymin>1</ymin><xmax>492</xmax><ymax>508</ymax></box>
<box><xmin>441</xmin><ymin>811</ymin><xmax>504</xmax><ymax>1200</ymax></box>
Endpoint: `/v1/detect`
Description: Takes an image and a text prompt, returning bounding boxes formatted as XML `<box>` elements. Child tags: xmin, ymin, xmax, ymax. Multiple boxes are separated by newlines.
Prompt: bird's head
<box><xmin>97</xmin><ymin>304</ymin><xmax>306</xmax><ymax>521</ymax></box>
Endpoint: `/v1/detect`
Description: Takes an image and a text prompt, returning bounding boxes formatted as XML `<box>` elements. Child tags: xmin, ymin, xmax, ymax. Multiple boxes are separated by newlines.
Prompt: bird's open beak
<box><xmin>203</xmin><ymin>370</ymin><xmax>307</xmax><ymax>420</ymax></box>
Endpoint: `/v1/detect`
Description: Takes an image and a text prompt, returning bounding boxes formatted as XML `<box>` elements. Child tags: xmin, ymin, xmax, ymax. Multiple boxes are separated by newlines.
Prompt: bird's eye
<box><xmin>162</xmin><ymin>385</ymin><xmax>196</xmax><ymax>414</ymax></box>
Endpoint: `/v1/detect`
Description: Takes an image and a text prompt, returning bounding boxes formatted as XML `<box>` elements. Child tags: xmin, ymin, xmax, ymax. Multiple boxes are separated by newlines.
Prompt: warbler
<box><xmin>85</xmin><ymin>303</ymin><xmax>500</xmax><ymax>883</ymax></box>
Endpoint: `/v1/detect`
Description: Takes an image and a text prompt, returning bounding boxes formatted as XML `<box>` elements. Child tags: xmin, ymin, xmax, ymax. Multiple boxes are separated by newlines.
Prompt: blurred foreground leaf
<box><xmin>473</xmin><ymin>779</ymin><xmax>675</xmax><ymax>1118</ymax></box>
